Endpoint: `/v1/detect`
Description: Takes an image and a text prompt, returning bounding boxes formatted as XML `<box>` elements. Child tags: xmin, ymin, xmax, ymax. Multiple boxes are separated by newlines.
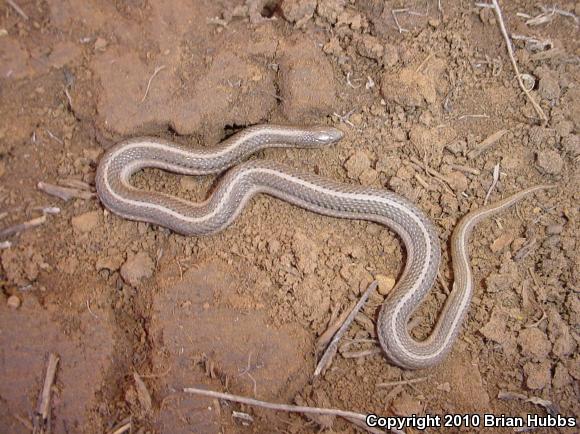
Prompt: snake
<box><xmin>95</xmin><ymin>124</ymin><xmax>551</xmax><ymax>369</ymax></box>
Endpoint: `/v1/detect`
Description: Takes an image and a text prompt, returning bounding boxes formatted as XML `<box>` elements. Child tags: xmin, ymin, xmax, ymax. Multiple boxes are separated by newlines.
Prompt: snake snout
<box><xmin>309</xmin><ymin>126</ymin><xmax>344</xmax><ymax>144</ymax></box>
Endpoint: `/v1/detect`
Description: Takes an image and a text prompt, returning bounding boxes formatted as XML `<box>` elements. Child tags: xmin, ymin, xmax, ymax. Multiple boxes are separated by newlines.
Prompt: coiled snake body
<box><xmin>96</xmin><ymin>125</ymin><xmax>549</xmax><ymax>369</ymax></box>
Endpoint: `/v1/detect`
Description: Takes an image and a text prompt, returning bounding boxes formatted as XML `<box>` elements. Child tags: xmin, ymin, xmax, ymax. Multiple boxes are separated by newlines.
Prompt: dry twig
<box><xmin>475</xmin><ymin>1</ymin><xmax>547</xmax><ymax>122</ymax></box>
<box><xmin>377</xmin><ymin>376</ymin><xmax>429</xmax><ymax>388</ymax></box>
<box><xmin>141</xmin><ymin>65</ymin><xmax>166</xmax><ymax>103</ymax></box>
<box><xmin>467</xmin><ymin>129</ymin><xmax>507</xmax><ymax>159</ymax></box>
<box><xmin>107</xmin><ymin>418</ymin><xmax>131</xmax><ymax>434</ymax></box>
<box><xmin>183</xmin><ymin>387</ymin><xmax>403</xmax><ymax>434</ymax></box>
<box><xmin>33</xmin><ymin>353</ymin><xmax>59</xmax><ymax>434</ymax></box>
<box><xmin>314</xmin><ymin>281</ymin><xmax>378</xmax><ymax>376</ymax></box>
<box><xmin>525</xmin><ymin>5</ymin><xmax>579</xmax><ymax>26</ymax></box>
<box><xmin>37</xmin><ymin>181</ymin><xmax>95</xmax><ymax>201</ymax></box>
<box><xmin>484</xmin><ymin>163</ymin><xmax>501</xmax><ymax>205</ymax></box>
<box><xmin>6</xmin><ymin>0</ymin><xmax>29</xmax><ymax>20</ymax></box>
<box><xmin>0</xmin><ymin>215</ymin><xmax>47</xmax><ymax>239</ymax></box>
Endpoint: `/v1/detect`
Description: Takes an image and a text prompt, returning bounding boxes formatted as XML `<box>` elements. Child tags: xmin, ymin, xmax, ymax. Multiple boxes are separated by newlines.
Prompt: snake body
<box><xmin>96</xmin><ymin>125</ymin><xmax>549</xmax><ymax>369</ymax></box>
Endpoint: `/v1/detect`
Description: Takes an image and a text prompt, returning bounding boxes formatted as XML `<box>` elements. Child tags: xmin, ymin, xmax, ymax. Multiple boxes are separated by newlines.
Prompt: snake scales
<box><xmin>96</xmin><ymin>124</ymin><xmax>550</xmax><ymax>369</ymax></box>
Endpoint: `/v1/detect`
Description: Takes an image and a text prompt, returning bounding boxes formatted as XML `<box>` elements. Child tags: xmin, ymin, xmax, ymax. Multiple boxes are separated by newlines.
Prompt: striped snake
<box><xmin>96</xmin><ymin>125</ymin><xmax>551</xmax><ymax>369</ymax></box>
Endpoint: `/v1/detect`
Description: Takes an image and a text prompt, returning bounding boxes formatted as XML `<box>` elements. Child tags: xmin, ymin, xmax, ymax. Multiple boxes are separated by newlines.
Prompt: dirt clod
<box><xmin>380</xmin><ymin>68</ymin><xmax>437</xmax><ymax>109</ymax></box>
<box><xmin>6</xmin><ymin>295</ymin><xmax>20</xmax><ymax>309</ymax></box>
<box><xmin>120</xmin><ymin>251</ymin><xmax>155</xmax><ymax>286</ymax></box>
<box><xmin>536</xmin><ymin>150</ymin><xmax>564</xmax><ymax>175</ymax></box>
<box><xmin>518</xmin><ymin>328</ymin><xmax>552</xmax><ymax>361</ymax></box>
<box><xmin>71</xmin><ymin>211</ymin><xmax>101</xmax><ymax>233</ymax></box>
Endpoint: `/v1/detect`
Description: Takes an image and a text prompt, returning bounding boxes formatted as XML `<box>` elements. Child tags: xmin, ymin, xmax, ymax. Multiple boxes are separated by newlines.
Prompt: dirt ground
<box><xmin>0</xmin><ymin>0</ymin><xmax>579</xmax><ymax>433</ymax></box>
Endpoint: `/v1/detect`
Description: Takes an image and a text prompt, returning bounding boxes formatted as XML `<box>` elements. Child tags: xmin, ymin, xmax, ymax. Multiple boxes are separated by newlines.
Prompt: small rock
<box><xmin>538</xmin><ymin>73</ymin><xmax>561</xmax><ymax>101</ymax></box>
<box><xmin>391</xmin><ymin>392</ymin><xmax>422</xmax><ymax>416</ymax></box>
<box><xmin>120</xmin><ymin>251</ymin><xmax>154</xmax><ymax>286</ymax></box>
<box><xmin>359</xmin><ymin>168</ymin><xmax>378</xmax><ymax>186</ymax></box>
<box><xmin>436</xmin><ymin>382</ymin><xmax>451</xmax><ymax>392</ymax></box>
<box><xmin>58</xmin><ymin>256</ymin><xmax>79</xmax><ymax>275</ymax></box>
<box><xmin>94</xmin><ymin>37</ymin><xmax>107</xmax><ymax>51</ymax></box>
<box><xmin>485</xmin><ymin>270</ymin><xmax>517</xmax><ymax>293</ymax></box>
<box><xmin>382</xmin><ymin>44</ymin><xmax>399</xmax><ymax>67</ymax></box>
<box><xmin>551</xmin><ymin>324</ymin><xmax>576</xmax><ymax>358</ymax></box>
<box><xmin>133</xmin><ymin>373</ymin><xmax>152</xmax><ymax>414</ymax></box>
<box><xmin>344</xmin><ymin>151</ymin><xmax>371</xmax><ymax>179</ymax></box>
<box><xmin>518</xmin><ymin>328</ymin><xmax>551</xmax><ymax>360</ymax></box>
<box><xmin>479</xmin><ymin>308</ymin><xmax>508</xmax><ymax>344</ymax></box>
<box><xmin>71</xmin><ymin>211</ymin><xmax>101</xmax><ymax>233</ymax></box>
<box><xmin>490</xmin><ymin>233</ymin><xmax>515</xmax><ymax>253</ymax></box>
<box><xmin>280</xmin><ymin>0</ymin><xmax>317</xmax><ymax>24</ymax></box>
<box><xmin>554</xmin><ymin>120</ymin><xmax>573</xmax><ymax>138</ymax></box>
<box><xmin>536</xmin><ymin>150</ymin><xmax>564</xmax><ymax>175</ymax></box>
<box><xmin>7</xmin><ymin>295</ymin><xmax>21</xmax><ymax>309</ymax></box>
<box><xmin>357</xmin><ymin>35</ymin><xmax>384</xmax><ymax>61</ymax></box>
<box><xmin>267</xmin><ymin>239</ymin><xmax>280</xmax><ymax>255</ymax></box>
<box><xmin>523</xmin><ymin>361</ymin><xmax>551</xmax><ymax>390</ymax></box>
<box><xmin>567</xmin><ymin>356</ymin><xmax>580</xmax><ymax>380</ymax></box>
<box><xmin>380</xmin><ymin>68</ymin><xmax>436</xmax><ymax>109</ymax></box>
<box><xmin>376</xmin><ymin>155</ymin><xmax>401</xmax><ymax>175</ymax></box>
<box><xmin>528</xmin><ymin>126</ymin><xmax>553</xmax><ymax>146</ymax></box>
<box><xmin>545</xmin><ymin>224</ymin><xmax>564</xmax><ymax>235</ymax></box>
<box><xmin>48</xmin><ymin>41</ymin><xmax>81</xmax><ymax>69</ymax></box>
<box><xmin>445</xmin><ymin>171</ymin><xmax>468</xmax><ymax>193</ymax></box>
<box><xmin>278</xmin><ymin>38</ymin><xmax>337</xmax><ymax>122</ymax></box>
<box><xmin>316</xmin><ymin>0</ymin><xmax>346</xmax><ymax>24</ymax></box>
<box><xmin>375</xmin><ymin>274</ymin><xmax>396</xmax><ymax>296</ymax></box>
<box><xmin>562</xmin><ymin>135</ymin><xmax>580</xmax><ymax>157</ymax></box>
<box><xmin>445</xmin><ymin>355</ymin><xmax>491</xmax><ymax>411</ymax></box>
<box><xmin>428</xmin><ymin>18</ymin><xmax>440</xmax><ymax>28</ymax></box>
<box><xmin>391</xmin><ymin>127</ymin><xmax>406</xmax><ymax>142</ymax></box>
<box><xmin>96</xmin><ymin>253</ymin><xmax>124</xmax><ymax>272</ymax></box>
<box><xmin>552</xmin><ymin>363</ymin><xmax>571</xmax><ymax>389</ymax></box>
<box><xmin>292</xmin><ymin>232</ymin><xmax>319</xmax><ymax>274</ymax></box>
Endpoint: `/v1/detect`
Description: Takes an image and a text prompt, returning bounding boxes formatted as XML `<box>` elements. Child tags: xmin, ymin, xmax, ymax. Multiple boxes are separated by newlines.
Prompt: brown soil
<box><xmin>1</xmin><ymin>1</ymin><xmax>579</xmax><ymax>433</ymax></box>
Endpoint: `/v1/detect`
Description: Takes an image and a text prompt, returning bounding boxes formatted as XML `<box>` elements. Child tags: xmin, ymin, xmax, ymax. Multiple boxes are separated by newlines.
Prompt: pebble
<box><xmin>490</xmin><ymin>233</ymin><xmax>514</xmax><ymax>253</ymax></box>
<box><xmin>382</xmin><ymin>43</ymin><xmax>399</xmax><ymax>68</ymax></box>
<box><xmin>359</xmin><ymin>168</ymin><xmax>378</xmax><ymax>186</ymax></box>
<box><xmin>356</xmin><ymin>34</ymin><xmax>384</xmax><ymax>61</ymax></box>
<box><xmin>536</xmin><ymin>150</ymin><xmax>564</xmax><ymax>175</ymax></box>
<box><xmin>562</xmin><ymin>135</ymin><xmax>580</xmax><ymax>157</ymax></box>
<box><xmin>546</xmin><ymin>224</ymin><xmax>564</xmax><ymax>235</ymax></box>
<box><xmin>375</xmin><ymin>274</ymin><xmax>396</xmax><ymax>296</ymax></box>
<box><xmin>280</xmin><ymin>0</ymin><xmax>316</xmax><ymax>24</ymax></box>
<box><xmin>552</xmin><ymin>363</ymin><xmax>571</xmax><ymax>389</ymax></box>
<box><xmin>7</xmin><ymin>295</ymin><xmax>21</xmax><ymax>309</ymax></box>
<box><xmin>267</xmin><ymin>239</ymin><xmax>280</xmax><ymax>255</ymax></box>
<box><xmin>555</xmin><ymin>120</ymin><xmax>573</xmax><ymax>137</ymax></box>
<box><xmin>538</xmin><ymin>72</ymin><xmax>561</xmax><ymax>101</ymax></box>
<box><xmin>523</xmin><ymin>361</ymin><xmax>551</xmax><ymax>390</ymax></box>
<box><xmin>94</xmin><ymin>37</ymin><xmax>108</xmax><ymax>51</ymax></box>
<box><xmin>518</xmin><ymin>328</ymin><xmax>551</xmax><ymax>360</ymax></box>
<box><xmin>120</xmin><ymin>251</ymin><xmax>154</xmax><ymax>286</ymax></box>
<box><xmin>71</xmin><ymin>210</ymin><xmax>101</xmax><ymax>233</ymax></box>
<box><xmin>96</xmin><ymin>253</ymin><xmax>125</xmax><ymax>272</ymax></box>
<box><xmin>344</xmin><ymin>151</ymin><xmax>371</xmax><ymax>179</ymax></box>
<box><xmin>528</xmin><ymin>126</ymin><xmax>553</xmax><ymax>147</ymax></box>
<box><xmin>380</xmin><ymin>68</ymin><xmax>436</xmax><ymax>109</ymax></box>
<box><xmin>391</xmin><ymin>392</ymin><xmax>422</xmax><ymax>416</ymax></box>
<box><xmin>445</xmin><ymin>171</ymin><xmax>468</xmax><ymax>193</ymax></box>
<box><xmin>316</xmin><ymin>0</ymin><xmax>346</xmax><ymax>24</ymax></box>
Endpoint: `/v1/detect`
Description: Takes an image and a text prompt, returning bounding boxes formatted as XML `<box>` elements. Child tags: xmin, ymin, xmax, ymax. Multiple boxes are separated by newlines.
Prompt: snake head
<box><xmin>307</xmin><ymin>126</ymin><xmax>344</xmax><ymax>145</ymax></box>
